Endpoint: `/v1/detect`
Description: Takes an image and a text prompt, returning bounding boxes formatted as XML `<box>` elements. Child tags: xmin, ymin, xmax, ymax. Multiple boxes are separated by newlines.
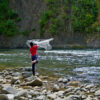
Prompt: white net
<box><xmin>26</xmin><ymin>38</ymin><xmax>54</xmax><ymax>50</ymax></box>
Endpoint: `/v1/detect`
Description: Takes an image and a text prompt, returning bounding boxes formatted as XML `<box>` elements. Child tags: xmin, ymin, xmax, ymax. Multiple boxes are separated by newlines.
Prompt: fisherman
<box><xmin>29</xmin><ymin>42</ymin><xmax>39</xmax><ymax>76</ymax></box>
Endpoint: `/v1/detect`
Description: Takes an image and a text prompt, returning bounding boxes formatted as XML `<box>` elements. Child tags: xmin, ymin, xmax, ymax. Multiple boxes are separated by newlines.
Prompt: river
<box><xmin>0</xmin><ymin>49</ymin><xmax>100</xmax><ymax>84</ymax></box>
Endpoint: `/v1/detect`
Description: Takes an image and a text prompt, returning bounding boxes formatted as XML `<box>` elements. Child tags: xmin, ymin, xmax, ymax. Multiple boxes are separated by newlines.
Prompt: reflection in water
<box><xmin>0</xmin><ymin>49</ymin><xmax>100</xmax><ymax>84</ymax></box>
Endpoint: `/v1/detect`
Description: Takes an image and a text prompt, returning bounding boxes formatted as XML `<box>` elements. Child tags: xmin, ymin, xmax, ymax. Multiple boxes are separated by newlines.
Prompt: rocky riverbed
<box><xmin>0</xmin><ymin>67</ymin><xmax>100</xmax><ymax>100</ymax></box>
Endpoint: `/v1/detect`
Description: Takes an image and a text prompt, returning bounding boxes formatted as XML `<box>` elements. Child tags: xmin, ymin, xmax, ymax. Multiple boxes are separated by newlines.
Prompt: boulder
<box><xmin>26</xmin><ymin>78</ymin><xmax>43</xmax><ymax>86</ymax></box>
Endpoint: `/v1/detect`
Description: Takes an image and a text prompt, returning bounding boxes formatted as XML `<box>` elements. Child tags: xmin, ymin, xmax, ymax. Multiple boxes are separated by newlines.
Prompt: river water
<box><xmin>0</xmin><ymin>49</ymin><xmax>100</xmax><ymax>84</ymax></box>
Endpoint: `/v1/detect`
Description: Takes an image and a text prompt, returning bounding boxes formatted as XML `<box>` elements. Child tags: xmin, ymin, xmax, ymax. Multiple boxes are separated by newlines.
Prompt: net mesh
<box><xmin>26</xmin><ymin>38</ymin><xmax>53</xmax><ymax>50</ymax></box>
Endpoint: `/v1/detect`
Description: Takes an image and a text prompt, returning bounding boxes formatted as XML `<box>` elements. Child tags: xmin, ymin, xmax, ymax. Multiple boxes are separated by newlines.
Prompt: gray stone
<box><xmin>58</xmin><ymin>78</ymin><xmax>63</xmax><ymax>82</ymax></box>
<box><xmin>15</xmin><ymin>90</ymin><xmax>28</xmax><ymax>98</ymax></box>
<box><xmin>53</xmin><ymin>84</ymin><xmax>60</xmax><ymax>92</ymax></box>
<box><xmin>95</xmin><ymin>90</ymin><xmax>100</xmax><ymax>96</ymax></box>
<box><xmin>85</xmin><ymin>84</ymin><xmax>94</xmax><ymax>89</ymax></box>
<box><xmin>24</xmin><ymin>67</ymin><xmax>32</xmax><ymax>71</ymax></box>
<box><xmin>22</xmin><ymin>72</ymin><xmax>32</xmax><ymax>78</ymax></box>
<box><xmin>12</xmin><ymin>72</ymin><xmax>21</xmax><ymax>77</ymax></box>
<box><xmin>1</xmin><ymin>86</ymin><xmax>17</xmax><ymax>94</ymax></box>
<box><xmin>63</xmin><ymin>78</ymin><xmax>68</xmax><ymax>83</ymax></box>
<box><xmin>7</xmin><ymin>94</ymin><xmax>14</xmax><ymax>100</ymax></box>
<box><xmin>57</xmin><ymin>91</ymin><xmax>64</xmax><ymax>97</ymax></box>
<box><xmin>11</xmin><ymin>77</ymin><xmax>19</xmax><ymax>84</ymax></box>
<box><xmin>37</xmin><ymin>95</ymin><xmax>45</xmax><ymax>100</ymax></box>
<box><xmin>65</xmin><ymin>95</ymin><xmax>82</xmax><ymax>100</ymax></box>
<box><xmin>48</xmin><ymin>94</ymin><xmax>57</xmax><ymax>100</ymax></box>
<box><xmin>0</xmin><ymin>94</ymin><xmax>8</xmax><ymax>100</ymax></box>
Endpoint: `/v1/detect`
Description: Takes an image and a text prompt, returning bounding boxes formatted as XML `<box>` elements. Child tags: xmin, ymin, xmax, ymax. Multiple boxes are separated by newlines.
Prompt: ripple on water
<box><xmin>73</xmin><ymin>66</ymin><xmax>100</xmax><ymax>83</ymax></box>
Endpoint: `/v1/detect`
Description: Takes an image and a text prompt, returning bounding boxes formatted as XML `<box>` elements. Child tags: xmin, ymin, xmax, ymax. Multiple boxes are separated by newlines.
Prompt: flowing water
<box><xmin>0</xmin><ymin>49</ymin><xmax>100</xmax><ymax>84</ymax></box>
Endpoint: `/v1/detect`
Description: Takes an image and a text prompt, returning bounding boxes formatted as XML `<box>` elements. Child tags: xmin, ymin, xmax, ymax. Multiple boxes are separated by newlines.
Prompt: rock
<box><xmin>1</xmin><ymin>86</ymin><xmax>17</xmax><ymax>94</ymax></box>
<box><xmin>7</xmin><ymin>94</ymin><xmax>14</xmax><ymax>100</ymax></box>
<box><xmin>65</xmin><ymin>95</ymin><xmax>82</xmax><ymax>100</ymax></box>
<box><xmin>95</xmin><ymin>90</ymin><xmax>100</xmax><ymax>96</ymax></box>
<box><xmin>53</xmin><ymin>84</ymin><xmax>60</xmax><ymax>92</ymax></box>
<box><xmin>15</xmin><ymin>90</ymin><xmax>28</xmax><ymax>98</ymax></box>
<box><xmin>37</xmin><ymin>95</ymin><xmax>45</xmax><ymax>100</ymax></box>
<box><xmin>64</xmin><ymin>87</ymin><xmax>74</xmax><ymax>95</ymax></box>
<box><xmin>68</xmin><ymin>81</ymin><xmax>80</xmax><ymax>87</ymax></box>
<box><xmin>63</xmin><ymin>78</ymin><xmax>68</xmax><ymax>83</ymax></box>
<box><xmin>24</xmin><ymin>67</ymin><xmax>32</xmax><ymax>71</ymax></box>
<box><xmin>12</xmin><ymin>72</ymin><xmax>21</xmax><ymax>77</ymax></box>
<box><xmin>11</xmin><ymin>77</ymin><xmax>19</xmax><ymax>84</ymax></box>
<box><xmin>48</xmin><ymin>94</ymin><xmax>57</xmax><ymax>100</ymax></box>
<box><xmin>22</xmin><ymin>72</ymin><xmax>32</xmax><ymax>78</ymax></box>
<box><xmin>58</xmin><ymin>78</ymin><xmax>63</xmax><ymax>82</ymax></box>
<box><xmin>0</xmin><ymin>94</ymin><xmax>8</xmax><ymax>100</ymax></box>
<box><xmin>26</xmin><ymin>78</ymin><xmax>43</xmax><ymax>86</ymax></box>
<box><xmin>24</xmin><ymin>76</ymin><xmax>34</xmax><ymax>82</ymax></box>
<box><xmin>57</xmin><ymin>91</ymin><xmax>64</xmax><ymax>97</ymax></box>
<box><xmin>85</xmin><ymin>84</ymin><xmax>94</xmax><ymax>89</ymax></box>
<box><xmin>0</xmin><ymin>94</ymin><xmax>14</xmax><ymax>100</ymax></box>
<box><xmin>2</xmin><ymin>70</ymin><xmax>9</xmax><ymax>75</ymax></box>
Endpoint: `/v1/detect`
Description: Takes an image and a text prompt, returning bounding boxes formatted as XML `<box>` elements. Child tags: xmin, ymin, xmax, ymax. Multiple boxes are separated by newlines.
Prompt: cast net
<box><xmin>26</xmin><ymin>38</ymin><xmax>54</xmax><ymax>50</ymax></box>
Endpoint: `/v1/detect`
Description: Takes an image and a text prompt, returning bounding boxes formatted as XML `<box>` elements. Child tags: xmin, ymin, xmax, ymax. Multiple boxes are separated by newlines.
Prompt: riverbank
<box><xmin>0</xmin><ymin>67</ymin><xmax>100</xmax><ymax>100</ymax></box>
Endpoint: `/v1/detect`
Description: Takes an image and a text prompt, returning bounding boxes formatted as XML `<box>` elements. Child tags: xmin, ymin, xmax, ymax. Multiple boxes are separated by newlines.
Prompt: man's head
<box><xmin>30</xmin><ymin>42</ymin><xmax>33</xmax><ymax>47</ymax></box>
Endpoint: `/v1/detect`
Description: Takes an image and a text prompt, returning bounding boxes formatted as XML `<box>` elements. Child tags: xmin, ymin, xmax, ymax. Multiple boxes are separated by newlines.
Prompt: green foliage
<box><xmin>0</xmin><ymin>0</ymin><xmax>21</xmax><ymax>36</ymax></box>
<box><xmin>21</xmin><ymin>30</ymin><xmax>28</xmax><ymax>36</ymax></box>
<box><xmin>39</xmin><ymin>0</ymin><xmax>67</xmax><ymax>36</ymax></box>
<box><xmin>71</xmin><ymin>0</ymin><xmax>98</xmax><ymax>33</ymax></box>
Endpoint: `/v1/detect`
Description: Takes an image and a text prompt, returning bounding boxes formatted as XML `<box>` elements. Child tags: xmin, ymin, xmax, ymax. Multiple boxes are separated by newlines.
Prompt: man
<box><xmin>29</xmin><ymin>42</ymin><xmax>39</xmax><ymax>76</ymax></box>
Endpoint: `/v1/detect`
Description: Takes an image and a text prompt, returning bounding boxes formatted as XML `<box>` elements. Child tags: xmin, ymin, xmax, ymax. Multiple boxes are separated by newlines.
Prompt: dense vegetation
<box><xmin>0</xmin><ymin>0</ymin><xmax>21</xmax><ymax>36</ymax></box>
<box><xmin>39</xmin><ymin>0</ymin><xmax>99</xmax><ymax>36</ymax></box>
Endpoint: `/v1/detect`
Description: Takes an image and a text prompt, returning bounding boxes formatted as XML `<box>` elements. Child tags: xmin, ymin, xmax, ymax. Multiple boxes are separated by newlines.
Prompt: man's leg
<box><xmin>32</xmin><ymin>63</ymin><xmax>35</xmax><ymax>75</ymax></box>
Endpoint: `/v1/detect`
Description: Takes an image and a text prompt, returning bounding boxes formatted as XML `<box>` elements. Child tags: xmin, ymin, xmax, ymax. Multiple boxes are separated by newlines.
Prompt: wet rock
<box><xmin>53</xmin><ymin>84</ymin><xmax>60</xmax><ymax>92</ymax></box>
<box><xmin>1</xmin><ymin>86</ymin><xmax>17</xmax><ymax>94</ymax></box>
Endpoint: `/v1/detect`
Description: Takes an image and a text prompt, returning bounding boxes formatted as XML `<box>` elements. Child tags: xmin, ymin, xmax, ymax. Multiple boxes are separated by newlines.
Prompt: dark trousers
<box><xmin>31</xmin><ymin>55</ymin><xmax>38</xmax><ymax>75</ymax></box>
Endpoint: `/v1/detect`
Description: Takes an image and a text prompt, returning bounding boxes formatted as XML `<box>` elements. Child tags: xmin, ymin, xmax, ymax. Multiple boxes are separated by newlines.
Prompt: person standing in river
<box><xmin>29</xmin><ymin>42</ymin><xmax>39</xmax><ymax>76</ymax></box>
